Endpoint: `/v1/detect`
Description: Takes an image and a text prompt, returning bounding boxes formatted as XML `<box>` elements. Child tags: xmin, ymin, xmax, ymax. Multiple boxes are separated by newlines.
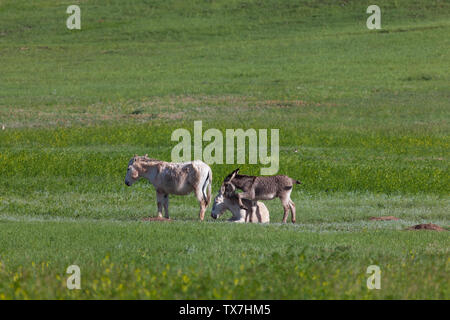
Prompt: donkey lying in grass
<box><xmin>211</xmin><ymin>184</ymin><xmax>270</xmax><ymax>223</ymax></box>
<box><xmin>124</xmin><ymin>155</ymin><xmax>212</xmax><ymax>220</ymax></box>
<box><xmin>223</xmin><ymin>168</ymin><xmax>300</xmax><ymax>223</ymax></box>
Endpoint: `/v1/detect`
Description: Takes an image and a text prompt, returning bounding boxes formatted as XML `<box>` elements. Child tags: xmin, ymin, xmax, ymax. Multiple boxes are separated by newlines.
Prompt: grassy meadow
<box><xmin>0</xmin><ymin>0</ymin><xmax>449</xmax><ymax>299</ymax></box>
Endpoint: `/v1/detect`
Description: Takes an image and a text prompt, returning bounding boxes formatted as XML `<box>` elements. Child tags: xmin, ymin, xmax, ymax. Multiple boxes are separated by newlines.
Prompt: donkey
<box><xmin>124</xmin><ymin>155</ymin><xmax>212</xmax><ymax>221</ymax></box>
<box><xmin>211</xmin><ymin>184</ymin><xmax>270</xmax><ymax>223</ymax></box>
<box><xmin>223</xmin><ymin>168</ymin><xmax>300</xmax><ymax>223</ymax></box>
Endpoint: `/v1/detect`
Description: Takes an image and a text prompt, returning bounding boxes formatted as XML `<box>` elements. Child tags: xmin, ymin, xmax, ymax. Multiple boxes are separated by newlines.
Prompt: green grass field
<box><xmin>0</xmin><ymin>0</ymin><xmax>449</xmax><ymax>299</ymax></box>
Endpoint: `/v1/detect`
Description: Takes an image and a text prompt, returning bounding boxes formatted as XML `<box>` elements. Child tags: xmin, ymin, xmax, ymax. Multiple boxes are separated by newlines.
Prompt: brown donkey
<box><xmin>223</xmin><ymin>168</ymin><xmax>301</xmax><ymax>223</ymax></box>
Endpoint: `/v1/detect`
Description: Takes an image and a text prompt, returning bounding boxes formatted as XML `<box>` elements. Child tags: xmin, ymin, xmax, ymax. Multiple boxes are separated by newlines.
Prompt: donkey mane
<box><xmin>225</xmin><ymin>172</ymin><xmax>252</xmax><ymax>180</ymax></box>
<box><xmin>135</xmin><ymin>154</ymin><xmax>159</xmax><ymax>162</ymax></box>
<box><xmin>133</xmin><ymin>155</ymin><xmax>162</xmax><ymax>167</ymax></box>
<box><xmin>138</xmin><ymin>157</ymin><xmax>160</xmax><ymax>164</ymax></box>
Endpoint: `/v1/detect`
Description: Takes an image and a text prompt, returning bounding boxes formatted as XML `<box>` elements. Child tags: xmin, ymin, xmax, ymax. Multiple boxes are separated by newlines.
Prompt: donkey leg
<box><xmin>247</xmin><ymin>201</ymin><xmax>257</xmax><ymax>223</ymax></box>
<box><xmin>163</xmin><ymin>194</ymin><xmax>169</xmax><ymax>219</ymax></box>
<box><xmin>237</xmin><ymin>195</ymin><xmax>248</xmax><ymax>210</ymax></box>
<box><xmin>156</xmin><ymin>192</ymin><xmax>164</xmax><ymax>218</ymax></box>
<box><xmin>236</xmin><ymin>191</ymin><xmax>255</xmax><ymax>210</ymax></box>
<box><xmin>280</xmin><ymin>197</ymin><xmax>290</xmax><ymax>223</ymax></box>
<box><xmin>282</xmin><ymin>205</ymin><xmax>290</xmax><ymax>223</ymax></box>
<box><xmin>199</xmin><ymin>202</ymin><xmax>207</xmax><ymax>221</ymax></box>
<box><xmin>194</xmin><ymin>189</ymin><xmax>207</xmax><ymax>221</ymax></box>
<box><xmin>289</xmin><ymin>200</ymin><xmax>296</xmax><ymax>224</ymax></box>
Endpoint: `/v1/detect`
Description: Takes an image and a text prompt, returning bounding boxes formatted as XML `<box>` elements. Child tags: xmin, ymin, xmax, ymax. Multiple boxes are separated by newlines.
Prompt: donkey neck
<box><xmin>140</xmin><ymin>161</ymin><xmax>161</xmax><ymax>183</ymax></box>
<box><xmin>224</xmin><ymin>197</ymin><xmax>243</xmax><ymax>219</ymax></box>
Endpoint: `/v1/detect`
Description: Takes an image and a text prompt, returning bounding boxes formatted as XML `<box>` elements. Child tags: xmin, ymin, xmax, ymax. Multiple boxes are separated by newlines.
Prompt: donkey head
<box><xmin>211</xmin><ymin>184</ymin><xmax>228</xmax><ymax>219</ymax></box>
<box><xmin>221</xmin><ymin>168</ymin><xmax>239</xmax><ymax>199</ymax></box>
<box><xmin>124</xmin><ymin>154</ymin><xmax>149</xmax><ymax>186</ymax></box>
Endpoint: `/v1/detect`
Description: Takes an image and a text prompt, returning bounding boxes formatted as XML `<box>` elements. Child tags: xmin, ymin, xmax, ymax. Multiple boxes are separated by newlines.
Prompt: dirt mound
<box><xmin>370</xmin><ymin>216</ymin><xmax>399</xmax><ymax>221</ymax></box>
<box><xmin>142</xmin><ymin>217</ymin><xmax>173</xmax><ymax>222</ymax></box>
<box><xmin>406</xmin><ymin>223</ymin><xmax>445</xmax><ymax>231</ymax></box>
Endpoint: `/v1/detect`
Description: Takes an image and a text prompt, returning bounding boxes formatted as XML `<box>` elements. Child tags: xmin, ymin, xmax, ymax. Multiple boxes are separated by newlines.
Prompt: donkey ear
<box><xmin>220</xmin><ymin>184</ymin><xmax>225</xmax><ymax>194</ymax></box>
<box><xmin>229</xmin><ymin>168</ymin><xmax>239</xmax><ymax>180</ymax></box>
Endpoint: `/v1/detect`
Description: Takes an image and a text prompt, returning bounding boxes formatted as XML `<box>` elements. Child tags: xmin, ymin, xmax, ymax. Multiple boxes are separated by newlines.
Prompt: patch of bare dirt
<box><xmin>141</xmin><ymin>217</ymin><xmax>173</xmax><ymax>222</ymax></box>
<box><xmin>406</xmin><ymin>223</ymin><xmax>446</xmax><ymax>231</ymax></box>
<box><xmin>264</xmin><ymin>99</ymin><xmax>340</xmax><ymax>108</ymax></box>
<box><xmin>1</xmin><ymin>95</ymin><xmax>344</xmax><ymax>128</ymax></box>
<box><xmin>370</xmin><ymin>216</ymin><xmax>399</xmax><ymax>221</ymax></box>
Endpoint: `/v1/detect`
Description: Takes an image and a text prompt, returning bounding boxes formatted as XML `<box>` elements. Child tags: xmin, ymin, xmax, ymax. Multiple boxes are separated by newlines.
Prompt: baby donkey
<box><xmin>223</xmin><ymin>168</ymin><xmax>301</xmax><ymax>223</ymax></box>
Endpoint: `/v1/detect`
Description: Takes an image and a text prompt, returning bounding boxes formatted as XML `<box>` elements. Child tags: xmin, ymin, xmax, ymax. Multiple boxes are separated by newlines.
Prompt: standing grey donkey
<box><xmin>223</xmin><ymin>168</ymin><xmax>301</xmax><ymax>223</ymax></box>
<box><xmin>124</xmin><ymin>155</ymin><xmax>212</xmax><ymax>221</ymax></box>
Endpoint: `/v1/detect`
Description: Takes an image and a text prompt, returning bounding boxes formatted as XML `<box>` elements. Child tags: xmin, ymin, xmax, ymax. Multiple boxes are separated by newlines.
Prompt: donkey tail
<box><xmin>202</xmin><ymin>168</ymin><xmax>212</xmax><ymax>206</ymax></box>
